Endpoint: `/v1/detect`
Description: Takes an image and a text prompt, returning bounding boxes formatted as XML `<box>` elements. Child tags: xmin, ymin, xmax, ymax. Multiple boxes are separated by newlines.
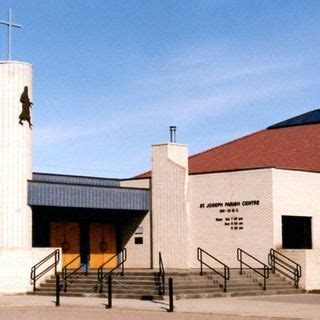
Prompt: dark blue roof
<box><xmin>32</xmin><ymin>172</ymin><xmax>121</xmax><ymax>187</ymax></box>
<box><xmin>268</xmin><ymin>109</ymin><xmax>320</xmax><ymax>129</ymax></box>
<box><xmin>29</xmin><ymin>173</ymin><xmax>150</xmax><ymax>211</ymax></box>
<box><xmin>28</xmin><ymin>181</ymin><xmax>150</xmax><ymax>211</ymax></box>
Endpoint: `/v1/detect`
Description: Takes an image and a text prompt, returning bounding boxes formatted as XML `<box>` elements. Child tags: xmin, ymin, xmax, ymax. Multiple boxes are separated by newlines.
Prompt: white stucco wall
<box><xmin>0</xmin><ymin>247</ymin><xmax>61</xmax><ymax>293</ymax></box>
<box><xmin>189</xmin><ymin>169</ymin><xmax>273</xmax><ymax>268</ymax></box>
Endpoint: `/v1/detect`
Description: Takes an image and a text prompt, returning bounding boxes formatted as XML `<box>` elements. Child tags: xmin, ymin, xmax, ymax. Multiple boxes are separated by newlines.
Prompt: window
<box><xmin>282</xmin><ymin>216</ymin><xmax>312</xmax><ymax>249</ymax></box>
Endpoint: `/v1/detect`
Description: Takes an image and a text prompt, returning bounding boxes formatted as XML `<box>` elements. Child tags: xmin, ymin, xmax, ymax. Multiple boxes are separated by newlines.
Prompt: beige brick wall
<box><xmin>120</xmin><ymin>178</ymin><xmax>150</xmax><ymax>189</ymax></box>
<box><xmin>119</xmin><ymin>211</ymin><xmax>151</xmax><ymax>268</ymax></box>
<box><xmin>272</xmin><ymin>169</ymin><xmax>320</xmax><ymax>249</ymax></box>
<box><xmin>279</xmin><ymin>249</ymin><xmax>320</xmax><ymax>290</ymax></box>
<box><xmin>189</xmin><ymin>169</ymin><xmax>273</xmax><ymax>268</ymax></box>
<box><xmin>119</xmin><ymin>178</ymin><xmax>151</xmax><ymax>268</ymax></box>
<box><xmin>152</xmin><ymin>143</ymin><xmax>190</xmax><ymax>268</ymax></box>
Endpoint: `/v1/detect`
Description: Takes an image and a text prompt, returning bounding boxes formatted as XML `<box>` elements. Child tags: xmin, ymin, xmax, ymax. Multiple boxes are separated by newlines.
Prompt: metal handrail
<box><xmin>268</xmin><ymin>249</ymin><xmax>302</xmax><ymax>288</ymax></box>
<box><xmin>98</xmin><ymin>248</ymin><xmax>127</xmax><ymax>293</ymax></box>
<box><xmin>197</xmin><ymin>247</ymin><xmax>230</xmax><ymax>292</ymax></box>
<box><xmin>237</xmin><ymin>248</ymin><xmax>269</xmax><ymax>290</ymax></box>
<box><xmin>31</xmin><ymin>249</ymin><xmax>60</xmax><ymax>291</ymax></box>
<box><xmin>62</xmin><ymin>254</ymin><xmax>90</xmax><ymax>292</ymax></box>
<box><xmin>158</xmin><ymin>252</ymin><xmax>165</xmax><ymax>295</ymax></box>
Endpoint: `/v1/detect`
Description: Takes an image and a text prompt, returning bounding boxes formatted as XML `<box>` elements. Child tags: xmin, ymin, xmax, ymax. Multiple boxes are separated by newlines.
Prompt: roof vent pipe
<box><xmin>169</xmin><ymin>126</ymin><xmax>176</xmax><ymax>143</ymax></box>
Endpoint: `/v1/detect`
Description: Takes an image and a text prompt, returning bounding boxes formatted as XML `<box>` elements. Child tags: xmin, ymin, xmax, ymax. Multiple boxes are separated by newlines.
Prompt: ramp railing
<box><xmin>268</xmin><ymin>248</ymin><xmax>301</xmax><ymax>288</ymax></box>
<box><xmin>31</xmin><ymin>249</ymin><xmax>60</xmax><ymax>291</ymax></box>
<box><xmin>97</xmin><ymin>248</ymin><xmax>127</xmax><ymax>293</ymax></box>
<box><xmin>62</xmin><ymin>254</ymin><xmax>90</xmax><ymax>292</ymax></box>
<box><xmin>158</xmin><ymin>252</ymin><xmax>165</xmax><ymax>295</ymax></box>
<box><xmin>197</xmin><ymin>247</ymin><xmax>230</xmax><ymax>292</ymax></box>
<box><xmin>237</xmin><ymin>248</ymin><xmax>269</xmax><ymax>290</ymax></box>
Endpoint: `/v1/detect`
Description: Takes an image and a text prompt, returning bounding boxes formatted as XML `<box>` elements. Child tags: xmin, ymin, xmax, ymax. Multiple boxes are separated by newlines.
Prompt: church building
<box><xmin>1</xmin><ymin>59</ymin><xmax>320</xmax><ymax>294</ymax></box>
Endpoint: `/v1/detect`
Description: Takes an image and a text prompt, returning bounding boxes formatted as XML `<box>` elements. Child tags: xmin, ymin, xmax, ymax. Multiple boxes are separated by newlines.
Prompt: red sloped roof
<box><xmin>135</xmin><ymin>124</ymin><xmax>320</xmax><ymax>178</ymax></box>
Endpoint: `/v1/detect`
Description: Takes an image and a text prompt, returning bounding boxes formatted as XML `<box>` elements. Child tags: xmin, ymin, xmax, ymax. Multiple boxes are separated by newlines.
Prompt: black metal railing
<box><xmin>158</xmin><ymin>252</ymin><xmax>165</xmax><ymax>295</ymax></box>
<box><xmin>97</xmin><ymin>248</ymin><xmax>127</xmax><ymax>293</ymax></box>
<box><xmin>237</xmin><ymin>248</ymin><xmax>269</xmax><ymax>290</ymax></box>
<box><xmin>168</xmin><ymin>277</ymin><xmax>174</xmax><ymax>312</ymax></box>
<box><xmin>268</xmin><ymin>249</ymin><xmax>302</xmax><ymax>288</ymax></box>
<box><xmin>62</xmin><ymin>254</ymin><xmax>90</xmax><ymax>292</ymax></box>
<box><xmin>197</xmin><ymin>247</ymin><xmax>230</xmax><ymax>292</ymax></box>
<box><xmin>31</xmin><ymin>249</ymin><xmax>60</xmax><ymax>291</ymax></box>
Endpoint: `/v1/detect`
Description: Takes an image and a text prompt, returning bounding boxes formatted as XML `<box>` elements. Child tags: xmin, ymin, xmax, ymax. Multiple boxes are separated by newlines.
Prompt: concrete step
<box><xmin>40</xmin><ymin>288</ymin><xmax>160</xmax><ymax>294</ymax></box>
<box><xmin>44</xmin><ymin>282</ymin><xmax>293</xmax><ymax>289</ymax></box>
<box><xmin>56</xmin><ymin>275</ymin><xmax>158</xmax><ymax>280</ymax></box>
<box><xmin>45</xmin><ymin>278</ymin><xmax>290</xmax><ymax>287</ymax></box>
<box><xmin>28</xmin><ymin>291</ymin><xmax>163</xmax><ymax>300</ymax></box>
<box><xmin>228</xmin><ymin>288</ymin><xmax>304</xmax><ymax>297</ymax></box>
<box><xmin>40</xmin><ymin>283</ymin><xmax>294</xmax><ymax>292</ymax></box>
<box><xmin>58</xmin><ymin>269</ymin><xmax>279</xmax><ymax>276</ymax></box>
<box><xmin>45</xmin><ymin>279</ymin><xmax>157</xmax><ymax>285</ymax></box>
<box><xmin>174</xmin><ymin>288</ymin><xmax>304</xmax><ymax>300</ymax></box>
<box><xmin>28</xmin><ymin>291</ymin><xmax>84</xmax><ymax>297</ymax></box>
<box><xmin>51</xmin><ymin>274</ymin><xmax>285</xmax><ymax>282</ymax></box>
<box><xmin>174</xmin><ymin>292</ymin><xmax>226</xmax><ymax>299</ymax></box>
<box><xmin>40</xmin><ymin>283</ymin><xmax>158</xmax><ymax>289</ymax></box>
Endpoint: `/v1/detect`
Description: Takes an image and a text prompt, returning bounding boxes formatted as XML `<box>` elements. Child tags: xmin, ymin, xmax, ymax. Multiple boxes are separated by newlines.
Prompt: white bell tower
<box><xmin>0</xmin><ymin>10</ymin><xmax>60</xmax><ymax>294</ymax></box>
<box><xmin>0</xmin><ymin>61</ymin><xmax>33</xmax><ymax>249</ymax></box>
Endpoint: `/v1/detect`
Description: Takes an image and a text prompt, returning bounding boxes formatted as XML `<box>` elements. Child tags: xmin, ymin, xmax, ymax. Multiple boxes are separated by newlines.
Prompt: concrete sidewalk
<box><xmin>0</xmin><ymin>294</ymin><xmax>319</xmax><ymax>319</ymax></box>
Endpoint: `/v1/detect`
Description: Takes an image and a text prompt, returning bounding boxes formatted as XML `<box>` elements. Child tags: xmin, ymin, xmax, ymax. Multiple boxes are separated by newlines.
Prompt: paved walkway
<box><xmin>0</xmin><ymin>294</ymin><xmax>319</xmax><ymax>319</ymax></box>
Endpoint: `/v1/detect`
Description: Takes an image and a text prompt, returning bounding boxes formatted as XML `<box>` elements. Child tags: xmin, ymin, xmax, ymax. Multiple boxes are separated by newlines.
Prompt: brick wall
<box><xmin>119</xmin><ymin>179</ymin><xmax>151</xmax><ymax>268</ymax></box>
<box><xmin>151</xmin><ymin>143</ymin><xmax>190</xmax><ymax>268</ymax></box>
<box><xmin>272</xmin><ymin>169</ymin><xmax>320</xmax><ymax>249</ymax></box>
<box><xmin>189</xmin><ymin>169</ymin><xmax>273</xmax><ymax>268</ymax></box>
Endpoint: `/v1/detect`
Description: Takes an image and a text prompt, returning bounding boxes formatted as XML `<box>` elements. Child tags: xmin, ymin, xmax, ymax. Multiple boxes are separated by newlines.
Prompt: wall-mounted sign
<box><xmin>199</xmin><ymin>200</ymin><xmax>259</xmax><ymax>209</ymax></box>
<box><xmin>135</xmin><ymin>227</ymin><xmax>143</xmax><ymax>234</ymax></box>
<box><xmin>216</xmin><ymin>216</ymin><xmax>244</xmax><ymax>231</ymax></box>
<box><xmin>199</xmin><ymin>200</ymin><xmax>260</xmax><ymax>232</ymax></box>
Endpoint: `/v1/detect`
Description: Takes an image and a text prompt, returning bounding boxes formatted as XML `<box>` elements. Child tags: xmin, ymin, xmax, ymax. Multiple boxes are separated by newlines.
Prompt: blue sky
<box><xmin>1</xmin><ymin>1</ymin><xmax>320</xmax><ymax>178</ymax></box>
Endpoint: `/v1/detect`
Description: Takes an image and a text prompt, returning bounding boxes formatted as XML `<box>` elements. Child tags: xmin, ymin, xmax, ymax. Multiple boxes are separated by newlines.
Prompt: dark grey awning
<box><xmin>28</xmin><ymin>181</ymin><xmax>150</xmax><ymax>211</ymax></box>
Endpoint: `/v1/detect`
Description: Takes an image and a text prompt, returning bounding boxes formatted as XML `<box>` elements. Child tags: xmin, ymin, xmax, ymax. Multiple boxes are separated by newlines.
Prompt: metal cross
<box><xmin>0</xmin><ymin>8</ymin><xmax>22</xmax><ymax>60</ymax></box>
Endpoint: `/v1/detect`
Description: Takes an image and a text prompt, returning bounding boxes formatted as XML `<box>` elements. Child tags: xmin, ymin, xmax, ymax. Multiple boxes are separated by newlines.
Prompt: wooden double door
<box><xmin>50</xmin><ymin>222</ymin><xmax>117</xmax><ymax>269</ymax></box>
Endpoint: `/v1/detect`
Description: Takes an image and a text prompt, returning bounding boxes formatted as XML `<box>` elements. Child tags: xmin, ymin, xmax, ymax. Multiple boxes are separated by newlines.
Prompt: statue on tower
<box><xmin>19</xmin><ymin>86</ymin><xmax>33</xmax><ymax>128</ymax></box>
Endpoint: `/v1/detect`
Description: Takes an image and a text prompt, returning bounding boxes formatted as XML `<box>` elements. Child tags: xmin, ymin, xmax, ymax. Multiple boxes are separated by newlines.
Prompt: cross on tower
<box><xmin>0</xmin><ymin>8</ymin><xmax>22</xmax><ymax>60</ymax></box>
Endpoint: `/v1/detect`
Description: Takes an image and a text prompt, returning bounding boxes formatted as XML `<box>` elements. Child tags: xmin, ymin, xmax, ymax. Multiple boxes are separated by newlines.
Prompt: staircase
<box><xmin>28</xmin><ymin>268</ymin><xmax>303</xmax><ymax>300</ymax></box>
<box><xmin>28</xmin><ymin>270</ymin><xmax>161</xmax><ymax>299</ymax></box>
<box><xmin>171</xmin><ymin>269</ymin><xmax>304</xmax><ymax>299</ymax></box>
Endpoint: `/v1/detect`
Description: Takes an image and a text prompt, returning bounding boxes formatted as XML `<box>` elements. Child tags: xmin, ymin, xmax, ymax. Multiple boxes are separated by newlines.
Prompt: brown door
<box><xmin>50</xmin><ymin>222</ymin><xmax>80</xmax><ymax>269</ymax></box>
<box><xmin>89</xmin><ymin>223</ymin><xmax>116</xmax><ymax>269</ymax></box>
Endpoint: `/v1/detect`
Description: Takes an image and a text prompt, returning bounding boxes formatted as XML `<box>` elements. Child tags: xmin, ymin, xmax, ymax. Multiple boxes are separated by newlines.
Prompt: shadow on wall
<box><xmin>118</xmin><ymin>213</ymin><xmax>147</xmax><ymax>249</ymax></box>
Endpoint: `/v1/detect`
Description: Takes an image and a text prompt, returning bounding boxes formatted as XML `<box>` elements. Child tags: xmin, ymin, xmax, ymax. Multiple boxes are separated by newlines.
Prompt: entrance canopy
<box><xmin>28</xmin><ymin>173</ymin><xmax>150</xmax><ymax>211</ymax></box>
